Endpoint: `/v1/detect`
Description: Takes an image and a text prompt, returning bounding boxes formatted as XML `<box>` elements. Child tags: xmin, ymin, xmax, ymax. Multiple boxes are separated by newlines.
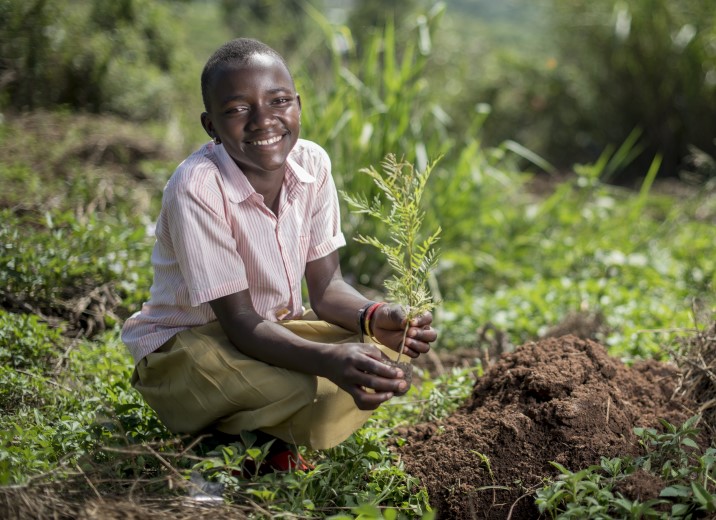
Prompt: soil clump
<box><xmin>398</xmin><ymin>335</ymin><xmax>694</xmax><ymax>519</ymax></box>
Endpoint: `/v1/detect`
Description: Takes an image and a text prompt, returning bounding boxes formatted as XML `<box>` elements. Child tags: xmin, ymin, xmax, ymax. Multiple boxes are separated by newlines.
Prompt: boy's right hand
<box><xmin>322</xmin><ymin>343</ymin><xmax>408</xmax><ymax>410</ymax></box>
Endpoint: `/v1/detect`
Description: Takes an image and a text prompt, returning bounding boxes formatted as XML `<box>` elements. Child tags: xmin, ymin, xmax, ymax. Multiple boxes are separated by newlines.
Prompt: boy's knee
<box><xmin>259</xmin><ymin>368</ymin><xmax>317</xmax><ymax>406</ymax></box>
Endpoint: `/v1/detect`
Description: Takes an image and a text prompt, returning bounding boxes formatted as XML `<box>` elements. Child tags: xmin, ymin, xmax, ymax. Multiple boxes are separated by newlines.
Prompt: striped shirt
<box><xmin>121</xmin><ymin>139</ymin><xmax>346</xmax><ymax>364</ymax></box>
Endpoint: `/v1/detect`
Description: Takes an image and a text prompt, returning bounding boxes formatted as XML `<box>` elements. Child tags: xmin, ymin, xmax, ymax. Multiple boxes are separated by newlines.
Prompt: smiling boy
<box><xmin>121</xmin><ymin>38</ymin><xmax>437</xmax><ymax>471</ymax></box>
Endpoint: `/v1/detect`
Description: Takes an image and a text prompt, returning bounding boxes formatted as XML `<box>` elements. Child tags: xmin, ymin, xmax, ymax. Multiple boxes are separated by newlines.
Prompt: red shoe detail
<box><xmin>267</xmin><ymin>450</ymin><xmax>314</xmax><ymax>472</ymax></box>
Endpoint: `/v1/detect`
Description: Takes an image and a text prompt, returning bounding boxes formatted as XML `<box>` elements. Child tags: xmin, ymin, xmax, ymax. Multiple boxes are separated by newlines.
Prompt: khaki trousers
<box><xmin>131</xmin><ymin>314</ymin><xmax>403</xmax><ymax>450</ymax></box>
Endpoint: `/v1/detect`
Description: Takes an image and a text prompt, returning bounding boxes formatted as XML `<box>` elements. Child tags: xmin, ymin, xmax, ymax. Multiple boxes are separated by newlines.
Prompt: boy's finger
<box><xmin>350</xmin><ymin>388</ymin><xmax>395</xmax><ymax>410</ymax></box>
<box><xmin>347</xmin><ymin>358</ymin><xmax>406</xmax><ymax>390</ymax></box>
<box><xmin>407</xmin><ymin>325</ymin><xmax>437</xmax><ymax>343</ymax></box>
<box><xmin>409</xmin><ymin>311</ymin><xmax>433</xmax><ymax>327</ymax></box>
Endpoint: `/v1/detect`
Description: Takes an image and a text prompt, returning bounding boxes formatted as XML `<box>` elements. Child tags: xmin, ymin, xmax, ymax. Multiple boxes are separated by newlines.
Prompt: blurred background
<box><xmin>1</xmin><ymin>0</ymin><xmax>714</xmax><ymax>355</ymax></box>
<box><xmin>2</xmin><ymin>0</ymin><xmax>715</xmax><ymax>180</ymax></box>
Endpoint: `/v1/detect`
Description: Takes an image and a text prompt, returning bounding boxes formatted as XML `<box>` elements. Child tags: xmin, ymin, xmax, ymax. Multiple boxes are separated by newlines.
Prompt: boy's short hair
<box><xmin>201</xmin><ymin>38</ymin><xmax>291</xmax><ymax>112</ymax></box>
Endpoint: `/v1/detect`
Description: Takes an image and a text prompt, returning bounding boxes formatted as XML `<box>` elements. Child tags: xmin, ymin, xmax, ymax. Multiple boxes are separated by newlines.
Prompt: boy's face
<box><xmin>201</xmin><ymin>53</ymin><xmax>301</xmax><ymax>179</ymax></box>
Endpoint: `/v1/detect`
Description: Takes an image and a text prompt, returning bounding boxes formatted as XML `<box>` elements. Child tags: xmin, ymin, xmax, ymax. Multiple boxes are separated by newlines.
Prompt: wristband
<box><xmin>364</xmin><ymin>302</ymin><xmax>386</xmax><ymax>342</ymax></box>
<box><xmin>358</xmin><ymin>302</ymin><xmax>375</xmax><ymax>342</ymax></box>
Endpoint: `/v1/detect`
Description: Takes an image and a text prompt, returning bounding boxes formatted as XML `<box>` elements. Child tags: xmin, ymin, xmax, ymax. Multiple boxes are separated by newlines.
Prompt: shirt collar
<box><xmin>210</xmin><ymin>142</ymin><xmax>315</xmax><ymax>204</ymax></box>
<box><xmin>286</xmin><ymin>154</ymin><xmax>315</xmax><ymax>184</ymax></box>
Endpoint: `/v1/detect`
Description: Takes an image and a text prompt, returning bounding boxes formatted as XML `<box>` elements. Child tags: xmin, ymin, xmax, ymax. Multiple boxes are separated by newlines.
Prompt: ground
<box><xmin>2</xmin><ymin>112</ymin><xmax>714</xmax><ymax>518</ymax></box>
<box><xmin>399</xmin><ymin>335</ymin><xmax>694</xmax><ymax>519</ymax></box>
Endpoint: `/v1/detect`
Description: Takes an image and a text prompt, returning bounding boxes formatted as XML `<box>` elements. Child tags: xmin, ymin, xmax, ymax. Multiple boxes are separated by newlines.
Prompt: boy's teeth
<box><xmin>252</xmin><ymin>135</ymin><xmax>282</xmax><ymax>146</ymax></box>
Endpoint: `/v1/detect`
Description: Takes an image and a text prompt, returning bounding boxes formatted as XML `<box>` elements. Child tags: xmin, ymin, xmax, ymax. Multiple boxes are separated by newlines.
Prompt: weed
<box><xmin>536</xmin><ymin>416</ymin><xmax>716</xmax><ymax>519</ymax></box>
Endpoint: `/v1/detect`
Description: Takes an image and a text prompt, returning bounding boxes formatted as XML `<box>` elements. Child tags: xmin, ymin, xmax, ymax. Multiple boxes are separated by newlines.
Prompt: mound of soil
<box><xmin>398</xmin><ymin>335</ymin><xmax>692</xmax><ymax>519</ymax></box>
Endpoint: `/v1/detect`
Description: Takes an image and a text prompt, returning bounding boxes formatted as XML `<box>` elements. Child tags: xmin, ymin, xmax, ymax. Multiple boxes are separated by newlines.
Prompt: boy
<box><xmin>121</xmin><ymin>38</ymin><xmax>437</xmax><ymax>471</ymax></box>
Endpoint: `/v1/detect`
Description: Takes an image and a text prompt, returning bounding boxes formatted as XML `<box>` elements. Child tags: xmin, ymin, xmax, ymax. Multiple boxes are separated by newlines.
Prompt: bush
<box><xmin>548</xmin><ymin>0</ymin><xmax>716</xmax><ymax>178</ymax></box>
<box><xmin>431</xmin><ymin>0</ymin><xmax>716</xmax><ymax>180</ymax></box>
<box><xmin>0</xmin><ymin>0</ymin><xmax>186</xmax><ymax>120</ymax></box>
<box><xmin>0</xmin><ymin>209</ymin><xmax>153</xmax><ymax>328</ymax></box>
<box><xmin>0</xmin><ymin>310</ymin><xmax>62</xmax><ymax>370</ymax></box>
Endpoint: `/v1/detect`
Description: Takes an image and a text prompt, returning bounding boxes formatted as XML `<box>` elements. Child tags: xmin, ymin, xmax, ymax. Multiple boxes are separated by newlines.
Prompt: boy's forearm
<box><xmin>305</xmin><ymin>252</ymin><xmax>373</xmax><ymax>334</ymax></box>
<box><xmin>311</xmin><ymin>278</ymin><xmax>370</xmax><ymax>333</ymax></box>
<box><xmin>234</xmin><ymin>319</ymin><xmax>334</xmax><ymax>376</ymax></box>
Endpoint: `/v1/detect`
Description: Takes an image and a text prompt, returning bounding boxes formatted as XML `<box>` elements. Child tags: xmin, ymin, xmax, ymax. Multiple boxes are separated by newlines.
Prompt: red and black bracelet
<box><xmin>364</xmin><ymin>302</ymin><xmax>386</xmax><ymax>342</ymax></box>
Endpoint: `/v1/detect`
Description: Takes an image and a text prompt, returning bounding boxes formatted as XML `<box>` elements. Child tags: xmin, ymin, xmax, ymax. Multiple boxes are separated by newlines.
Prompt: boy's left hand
<box><xmin>370</xmin><ymin>304</ymin><xmax>437</xmax><ymax>358</ymax></box>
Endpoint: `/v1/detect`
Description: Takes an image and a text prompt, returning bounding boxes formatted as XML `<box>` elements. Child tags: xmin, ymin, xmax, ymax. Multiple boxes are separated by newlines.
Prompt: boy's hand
<box><xmin>370</xmin><ymin>304</ymin><xmax>437</xmax><ymax>358</ymax></box>
<box><xmin>323</xmin><ymin>343</ymin><xmax>408</xmax><ymax>409</ymax></box>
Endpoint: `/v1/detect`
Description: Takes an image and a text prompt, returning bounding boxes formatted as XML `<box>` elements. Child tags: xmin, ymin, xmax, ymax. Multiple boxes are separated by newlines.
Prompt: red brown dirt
<box><xmin>397</xmin><ymin>335</ymin><xmax>693</xmax><ymax>519</ymax></box>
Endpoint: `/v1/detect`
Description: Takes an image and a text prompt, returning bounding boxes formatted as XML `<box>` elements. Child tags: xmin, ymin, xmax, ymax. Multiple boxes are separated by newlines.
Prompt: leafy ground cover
<box><xmin>1</xmin><ymin>109</ymin><xmax>714</xmax><ymax>519</ymax></box>
<box><xmin>1</xmin><ymin>5</ymin><xmax>715</xmax><ymax>517</ymax></box>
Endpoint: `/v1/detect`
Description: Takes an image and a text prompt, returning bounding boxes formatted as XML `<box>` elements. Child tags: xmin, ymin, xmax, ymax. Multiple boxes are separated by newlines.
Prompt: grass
<box><xmin>2</xmin><ymin>111</ymin><xmax>713</xmax><ymax>516</ymax></box>
<box><xmin>2</xmin><ymin>6</ymin><xmax>715</xmax><ymax>518</ymax></box>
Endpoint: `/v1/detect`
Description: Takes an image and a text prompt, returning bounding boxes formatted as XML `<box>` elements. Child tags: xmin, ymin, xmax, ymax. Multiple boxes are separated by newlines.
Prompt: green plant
<box><xmin>0</xmin><ymin>0</ymin><xmax>188</xmax><ymax>121</ymax></box>
<box><xmin>297</xmin><ymin>6</ymin><xmax>449</xmax><ymax>284</ymax></box>
<box><xmin>634</xmin><ymin>416</ymin><xmax>703</xmax><ymax>479</ymax></box>
<box><xmin>536</xmin><ymin>416</ymin><xmax>716</xmax><ymax>519</ymax></box>
<box><xmin>0</xmin><ymin>310</ymin><xmax>62</xmax><ymax>370</ymax></box>
<box><xmin>549</xmin><ymin>0</ymin><xmax>716</xmax><ymax>178</ymax></box>
<box><xmin>343</xmin><ymin>154</ymin><xmax>441</xmax><ymax>361</ymax></box>
<box><xmin>0</xmin><ymin>209</ymin><xmax>153</xmax><ymax>328</ymax></box>
<box><xmin>186</xmin><ymin>423</ymin><xmax>431</xmax><ymax>518</ymax></box>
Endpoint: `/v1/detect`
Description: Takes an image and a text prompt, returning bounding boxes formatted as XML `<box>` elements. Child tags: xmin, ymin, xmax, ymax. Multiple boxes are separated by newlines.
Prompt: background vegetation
<box><xmin>1</xmin><ymin>0</ymin><xmax>714</xmax><ymax>517</ymax></box>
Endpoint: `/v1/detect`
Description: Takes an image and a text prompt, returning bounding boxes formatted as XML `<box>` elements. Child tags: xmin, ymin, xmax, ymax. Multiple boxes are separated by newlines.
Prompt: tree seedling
<box><xmin>342</xmin><ymin>154</ymin><xmax>441</xmax><ymax>383</ymax></box>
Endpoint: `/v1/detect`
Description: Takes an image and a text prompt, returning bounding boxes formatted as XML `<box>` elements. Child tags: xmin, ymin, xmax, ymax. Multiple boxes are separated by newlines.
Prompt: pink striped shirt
<box><xmin>121</xmin><ymin>139</ymin><xmax>346</xmax><ymax>364</ymax></box>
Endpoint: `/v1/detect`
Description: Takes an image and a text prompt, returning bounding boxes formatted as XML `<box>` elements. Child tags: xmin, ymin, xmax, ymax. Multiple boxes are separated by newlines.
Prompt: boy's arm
<box><xmin>209</xmin><ymin>290</ymin><xmax>406</xmax><ymax>409</ymax></box>
<box><xmin>305</xmin><ymin>251</ymin><xmax>437</xmax><ymax>357</ymax></box>
<box><xmin>304</xmin><ymin>251</ymin><xmax>371</xmax><ymax>333</ymax></box>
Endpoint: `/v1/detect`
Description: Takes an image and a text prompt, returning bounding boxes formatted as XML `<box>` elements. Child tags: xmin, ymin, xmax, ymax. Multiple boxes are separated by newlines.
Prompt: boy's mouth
<box><xmin>249</xmin><ymin>135</ymin><xmax>283</xmax><ymax>146</ymax></box>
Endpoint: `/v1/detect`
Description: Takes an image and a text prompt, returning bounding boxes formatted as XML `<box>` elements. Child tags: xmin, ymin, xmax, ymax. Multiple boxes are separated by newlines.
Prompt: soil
<box><xmin>397</xmin><ymin>335</ymin><xmax>694</xmax><ymax>519</ymax></box>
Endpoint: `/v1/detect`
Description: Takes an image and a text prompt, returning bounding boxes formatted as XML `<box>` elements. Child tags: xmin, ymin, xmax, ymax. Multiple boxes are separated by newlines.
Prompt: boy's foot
<box><xmin>265</xmin><ymin>449</ymin><xmax>314</xmax><ymax>472</ymax></box>
<box><xmin>234</xmin><ymin>448</ymin><xmax>313</xmax><ymax>476</ymax></box>
<box><xmin>196</xmin><ymin>429</ymin><xmax>313</xmax><ymax>476</ymax></box>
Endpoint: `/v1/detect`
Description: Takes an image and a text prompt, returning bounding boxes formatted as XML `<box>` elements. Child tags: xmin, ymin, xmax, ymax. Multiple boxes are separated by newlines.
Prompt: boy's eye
<box><xmin>225</xmin><ymin>105</ymin><xmax>248</xmax><ymax>114</ymax></box>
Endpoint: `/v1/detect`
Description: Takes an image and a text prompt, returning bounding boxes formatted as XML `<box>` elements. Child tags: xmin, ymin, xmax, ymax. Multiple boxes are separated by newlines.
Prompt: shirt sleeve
<box><xmin>163</xmin><ymin>166</ymin><xmax>249</xmax><ymax>306</ymax></box>
<box><xmin>307</xmin><ymin>149</ymin><xmax>346</xmax><ymax>262</ymax></box>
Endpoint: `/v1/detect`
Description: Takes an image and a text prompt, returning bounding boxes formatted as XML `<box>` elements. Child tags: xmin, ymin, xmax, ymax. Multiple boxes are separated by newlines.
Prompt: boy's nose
<box><xmin>248</xmin><ymin>106</ymin><xmax>274</xmax><ymax>129</ymax></box>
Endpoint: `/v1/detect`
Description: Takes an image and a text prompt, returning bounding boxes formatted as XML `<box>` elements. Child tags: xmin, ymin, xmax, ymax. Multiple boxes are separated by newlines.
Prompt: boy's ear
<box><xmin>200</xmin><ymin>112</ymin><xmax>214</xmax><ymax>138</ymax></box>
<box><xmin>296</xmin><ymin>93</ymin><xmax>302</xmax><ymax>113</ymax></box>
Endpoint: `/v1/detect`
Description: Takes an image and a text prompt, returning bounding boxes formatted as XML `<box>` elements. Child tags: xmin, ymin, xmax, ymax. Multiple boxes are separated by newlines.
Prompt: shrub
<box><xmin>0</xmin><ymin>209</ymin><xmax>153</xmax><ymax>328</ymax></box>
<box><xmin>0</xmin><ymin>310</ymin><xmax>62</xmax><ymax>370</ymax></box>
<box><xmin>0</xmin><ymin>0</ymin><xmax>186</xmax><ymax>120</ymax></box>
<box><xmin>548</xmin><ymin>0</ymin><xmax>716</xmax><ymax>178</ymax></box>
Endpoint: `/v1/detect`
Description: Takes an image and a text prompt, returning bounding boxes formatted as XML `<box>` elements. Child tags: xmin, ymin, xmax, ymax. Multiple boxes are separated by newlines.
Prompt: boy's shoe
<box><xmin>265</xmin><ymin>449</ymin><xmax>314</xmax><ymax>472</ymax></box>
<box><xmin>197</xmin><ymin>430</ymin><xmax>313</xmax><ymax>476</ymax></box>
<box><xmin>234</xmin><ymin>448</ymin><xmax>313</xmax><ymax>477</ymax></box>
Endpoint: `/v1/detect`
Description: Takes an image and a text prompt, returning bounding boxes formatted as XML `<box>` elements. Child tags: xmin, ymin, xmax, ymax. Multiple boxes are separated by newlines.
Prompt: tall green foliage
<box><xmin>0</xmin><ymin>0</ymin><xmax>185</xmax><ymax>120</ymax></box>
<box><xmin>347</xmin><ymin>0</ymin><xmax>424</xmax><ymax>50</ymax></box>
<box><xmin>295</xmin><ymin>4</ymin><xmax>450</xmax><ymax>283</ymax></box>
<box><xmin>218</xmin><ymin>0</ymin><xmax>316</xmax><ymax>65</ymax></box>
<box><xmin>549</xmin><ymin>0</ymin><xmax>716</xmax><ymax>177</ymax></box>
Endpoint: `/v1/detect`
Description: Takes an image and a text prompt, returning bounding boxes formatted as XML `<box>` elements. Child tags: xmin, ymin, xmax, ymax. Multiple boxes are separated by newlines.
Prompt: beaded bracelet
<box><xmin>364</xmin><ymin>302</ymin><xmax>386</xmax><ymax>342</ymax></box>
<box><xmin>357</xmin><ymin>302</ymin><xmax>376</xmax><ymax>342</ymax></box>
